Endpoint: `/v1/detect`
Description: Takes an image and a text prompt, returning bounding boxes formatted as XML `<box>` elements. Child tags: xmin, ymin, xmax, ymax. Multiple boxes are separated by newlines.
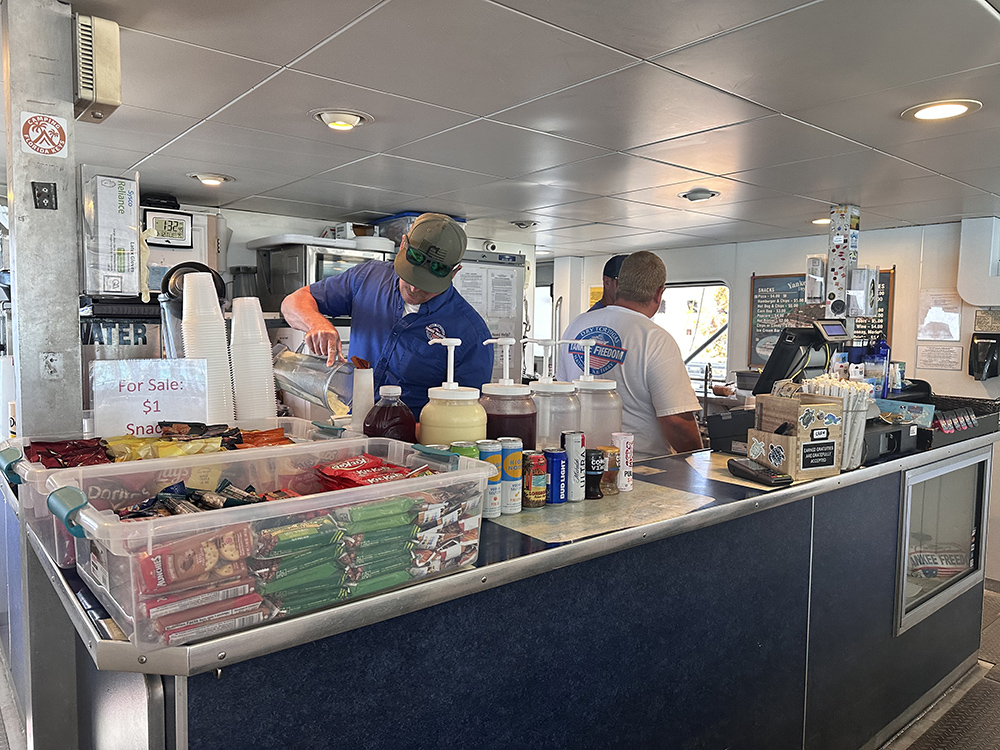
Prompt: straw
<box><xmin>800</xmin><ymin>373</ymin><xmax>874</xmax><ymax>470</ymax></box>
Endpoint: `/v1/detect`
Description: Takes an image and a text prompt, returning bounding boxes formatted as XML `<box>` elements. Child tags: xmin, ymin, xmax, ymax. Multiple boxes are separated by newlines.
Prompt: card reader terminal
<box><xmin>727</xmin><ymin>457</ymin><xmax>794</xmax><ymax>486</ymax></box>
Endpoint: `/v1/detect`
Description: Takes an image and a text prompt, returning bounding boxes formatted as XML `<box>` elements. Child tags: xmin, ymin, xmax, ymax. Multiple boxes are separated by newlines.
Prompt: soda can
<box><xmin>560</xmin><ymin>430</ymin><xmax>586</xmax><ymax>502</ymax></box>
<box><xmin>423</xmin><ymin>444</ymin><xmax>450</xmax><ymax>451</ymax></box>
<box><xmin>544</xmin><ymin>449</ymin><xmax>568</xmax><ymax>505</ymax></box>
<box><xmin>449</xmin><ymin>441</ymin><xmax>480</xmax><ymax>459</ymax></box>
<box><xmin>498</xmin><ymin>437</ymin><xmax>523</xmax><ymax>514</ymax></box>
<box><xmin>611</xmin><ymin>432</ymin><xmax>634</xmax><ymax>491</ymax></box>
<box><xmin>477</xmin><ymin>439</ymin><xmax>503</xmax><ymax>518</ymax></box>
<box><xmin>522</xmin><ymin>451</ymin><xmax>548</xmax><ymax>510</ymax></box>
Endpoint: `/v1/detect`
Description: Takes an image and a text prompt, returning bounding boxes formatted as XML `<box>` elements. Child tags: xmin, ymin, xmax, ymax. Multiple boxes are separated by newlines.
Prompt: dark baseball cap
<box><xmin>394</xmin><ymin>213</ymin><xmax>468</xmax><ymax>294</ymax></box>
<box><xmin>603</xmin><ymin>254</ymin><xmax>628</xmax><ymax>279</ymax></box>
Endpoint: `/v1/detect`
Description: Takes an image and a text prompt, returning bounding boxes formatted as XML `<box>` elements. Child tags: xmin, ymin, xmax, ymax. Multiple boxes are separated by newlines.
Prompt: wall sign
<box><xmin>92</xmin><ymin>359</ymin><xmax>208</xmax><ymax>438</ymax></box>
<box><xmin>748</xmin><ymin>268</ymin><xmax>894</xmax><ymax>367</ymax></box>
<box><xmin>20</xmin><ymin>112</ymin><xmax>68</xmax><ymax>158</ymax></box>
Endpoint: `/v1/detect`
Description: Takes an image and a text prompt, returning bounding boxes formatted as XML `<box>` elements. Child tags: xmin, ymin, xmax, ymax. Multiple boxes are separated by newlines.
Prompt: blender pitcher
<box><xmin>271</xmin><ymin>344</ymin><xmax>354</xmax><ymax>415</ymax></box>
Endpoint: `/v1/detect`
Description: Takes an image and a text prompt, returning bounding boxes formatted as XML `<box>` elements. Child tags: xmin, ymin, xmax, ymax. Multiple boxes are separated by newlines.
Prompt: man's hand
<box><xmin>306</xmin><ymin>327</ymin><xmax>344</xmax><ymax>366</ymax></box>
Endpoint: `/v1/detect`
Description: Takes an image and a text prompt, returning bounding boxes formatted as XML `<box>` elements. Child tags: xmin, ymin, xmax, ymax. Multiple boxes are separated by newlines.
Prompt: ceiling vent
<box><xmin>73</xmin><ymin>15</ymin><xmax>122</xmax><ymax>122</ymax></box>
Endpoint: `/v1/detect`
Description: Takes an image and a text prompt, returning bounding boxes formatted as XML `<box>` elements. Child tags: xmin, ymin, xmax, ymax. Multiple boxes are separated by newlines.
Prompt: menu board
<box><xmin>748</xmin><ymin>269</ymin><xmax>894</xmax><ymax>367</ymax></box>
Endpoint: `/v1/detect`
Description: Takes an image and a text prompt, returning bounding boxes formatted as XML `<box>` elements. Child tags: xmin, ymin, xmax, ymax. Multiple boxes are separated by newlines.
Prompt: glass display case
<box><xmin>895</xmin><ymin>446</ymin><xmax>991</xmax><ymax>634</ymax></box>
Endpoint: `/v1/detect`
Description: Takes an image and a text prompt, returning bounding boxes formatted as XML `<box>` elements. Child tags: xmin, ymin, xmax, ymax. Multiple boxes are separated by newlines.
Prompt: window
<box><xmin>652</xmin><ymin>282</ymin><xmax>729</xmax><ymax>383</ymax></box>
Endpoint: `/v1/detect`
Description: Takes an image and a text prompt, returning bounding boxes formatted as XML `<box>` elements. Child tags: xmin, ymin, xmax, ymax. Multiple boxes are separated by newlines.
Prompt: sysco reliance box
<box><xmin>83</xmin><ymin>174</ymin><xmax>139</xmax><ymax>297</ymax></box>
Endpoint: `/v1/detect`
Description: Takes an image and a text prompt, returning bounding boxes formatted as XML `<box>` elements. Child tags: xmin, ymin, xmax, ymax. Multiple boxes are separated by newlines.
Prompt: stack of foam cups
<box><xmin>181</xmin><ymin>272</ymin><xmax>235</xmax><ymax>424</ymax></box>
<box><xmin>230</xmin><ymin>296</ymin><xmax>278</xmax><ymax>422</ymax></box>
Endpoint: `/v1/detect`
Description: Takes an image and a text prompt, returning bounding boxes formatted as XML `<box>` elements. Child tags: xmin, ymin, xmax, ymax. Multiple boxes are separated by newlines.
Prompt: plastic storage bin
<box><xmin>0</xmin><ymin>416</ymin><xmax>358</xmax><ymax>569</ymax></box>
<box><xmin>44</xmin><ymin>437</ymin><xmax>489</xmax><ymax>651</ymax></box>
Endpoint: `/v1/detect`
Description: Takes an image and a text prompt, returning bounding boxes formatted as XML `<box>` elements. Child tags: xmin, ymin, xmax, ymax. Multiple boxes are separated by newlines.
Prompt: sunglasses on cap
<box><xmin>405</xmin><ymin>242</ymin><xmax>455</xmax><ymax>278</ymax></box>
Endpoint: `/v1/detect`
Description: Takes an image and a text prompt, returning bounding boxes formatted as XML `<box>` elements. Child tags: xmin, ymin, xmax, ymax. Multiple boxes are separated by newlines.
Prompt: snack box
<box><xmin>747</xmin><ymin>393</ymin><xmax>843</xmax><ymax>481</ymax></box>
<box><xmin>0</xmin><ymin>416</ymin><xmax>359</xmax><ymax>569</ymax></box>
<box><xmin>43</xmin><ymin>437</ymin><xmax>490</xmax><ymax>652</ymax></box>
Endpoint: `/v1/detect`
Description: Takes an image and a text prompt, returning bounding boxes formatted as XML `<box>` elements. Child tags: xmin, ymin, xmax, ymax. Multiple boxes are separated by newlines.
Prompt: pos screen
<box><xmin>812</xmin><ymin>319</ymin><xmax>851</xmax><ymax>343</ymax></box>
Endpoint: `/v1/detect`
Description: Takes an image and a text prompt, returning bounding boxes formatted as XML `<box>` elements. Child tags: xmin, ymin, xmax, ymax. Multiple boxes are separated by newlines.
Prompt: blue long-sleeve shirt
<box><xmin>309</xmin><ymin>261</ymin><xmax>493</xmax><ymax>418</ymax></box>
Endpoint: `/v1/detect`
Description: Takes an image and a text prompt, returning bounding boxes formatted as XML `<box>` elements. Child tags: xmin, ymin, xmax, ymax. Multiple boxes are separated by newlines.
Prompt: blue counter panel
<box><xmin>187</xmin><ymin>499</ymin><xmax>811</xmax><ymax>750</ymax></box>
<box><xmin>805</xmin><ymin>474</ymin><xmax>983</xmax><ymax>750</ymax></box>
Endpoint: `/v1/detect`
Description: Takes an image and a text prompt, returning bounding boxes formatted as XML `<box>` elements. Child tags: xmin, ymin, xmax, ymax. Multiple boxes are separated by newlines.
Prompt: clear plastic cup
<box><xmin>231</xmin><ymin>297</ymin><xmax>269</xmax><ymax>345</ymax></box>
<box><xmin>182</xmin><ymin>273</ymin><xmax>225</xmax><ymax>321</ymax></box>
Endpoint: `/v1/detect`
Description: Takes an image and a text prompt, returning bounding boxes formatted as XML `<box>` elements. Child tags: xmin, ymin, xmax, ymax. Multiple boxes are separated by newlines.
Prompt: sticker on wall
<box><xmin>20</xmin><ymin>112</ymin><xmax>68</xmax><ymax>158</ymax></box>
<box><xmin>768</xmin><ymin>443</ymin><xmax>786</xmax><ymax>467</ymax></box>
<box><xmin>748</xmin><ymin>437</ymin><xmax>766</xmax><ymax>460</ymax></box>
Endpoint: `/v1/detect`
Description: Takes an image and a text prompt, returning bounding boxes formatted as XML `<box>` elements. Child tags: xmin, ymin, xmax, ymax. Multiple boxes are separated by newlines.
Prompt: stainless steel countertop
<box><xmin>32</xmin><ymin>433</ymin><xmax>998</xmax><ymax>677</ymax></box>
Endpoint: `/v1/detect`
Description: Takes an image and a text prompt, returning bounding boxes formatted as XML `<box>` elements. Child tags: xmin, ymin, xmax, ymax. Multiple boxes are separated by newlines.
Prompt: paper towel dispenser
<box><xmin>969</xmin><ymin>332</ymin><xmax>1000</xmax><ymax>381</ymax></box>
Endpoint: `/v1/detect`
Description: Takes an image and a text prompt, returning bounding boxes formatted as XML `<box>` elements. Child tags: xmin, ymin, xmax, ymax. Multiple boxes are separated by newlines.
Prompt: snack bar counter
<box><xmin>22</xmin><ymin>431</ymin><xmax>997</xmax><ymax>750</ymax></box>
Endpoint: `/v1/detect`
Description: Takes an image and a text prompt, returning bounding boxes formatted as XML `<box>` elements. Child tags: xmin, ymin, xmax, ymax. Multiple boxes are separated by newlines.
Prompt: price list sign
<box><xmin>92</xmin><ymin>359</ymin><xmax>208</xmax><ymax>438</ymax></box>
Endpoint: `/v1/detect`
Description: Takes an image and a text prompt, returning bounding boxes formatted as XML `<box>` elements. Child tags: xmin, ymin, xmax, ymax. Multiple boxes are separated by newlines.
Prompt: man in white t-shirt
<box><xmin>557</xmin><ymin>251</ymin><xmax>703</xmax><ymax>459</ymax></box>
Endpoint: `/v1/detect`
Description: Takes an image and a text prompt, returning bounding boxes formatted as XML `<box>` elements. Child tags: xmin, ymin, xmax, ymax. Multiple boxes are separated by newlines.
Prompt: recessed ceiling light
<box><xmin>678</xmin><ymin>187</ymin><xmax>720</xmax><ymax>202</ymax></box>
<box><xmin>309</xmin><ymin>109</ymin><xmax>374</xmax><ymax>131</ymax></box>
<box><xmin>900</xmin><ymin>99</ymin><xmax>983</xmax><ymax>121</ymax></box>
<box><xmin>536</xmin><ymin>250</ymin><xmax>552</xmax><ymax>256</ymax></box>
<box><xmin>188</xmin><ymin>172</ymin><xmax>234</xmax><ymax>186</ymax></box>
<box><xmin>811</xmin><ymin>218</ymin><xmax>831</xmax><ymax>225</ymax></box>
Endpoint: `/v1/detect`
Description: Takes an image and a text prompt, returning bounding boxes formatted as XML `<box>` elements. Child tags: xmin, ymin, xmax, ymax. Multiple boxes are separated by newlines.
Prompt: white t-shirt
<box><xmin>557</xmin><ymin>305</ymin><xmax>700</xmax><ymax>459</ymax></box>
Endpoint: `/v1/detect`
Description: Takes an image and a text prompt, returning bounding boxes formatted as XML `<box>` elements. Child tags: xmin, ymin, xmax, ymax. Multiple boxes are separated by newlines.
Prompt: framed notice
<box><xmin>748</xmin><ymin>268</ymin><xmax>894</xmax><ymax>367</ymax></box>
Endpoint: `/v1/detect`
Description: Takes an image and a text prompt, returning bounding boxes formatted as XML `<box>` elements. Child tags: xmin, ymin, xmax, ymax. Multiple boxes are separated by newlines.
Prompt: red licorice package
<box><xmin>26</xmin><ymin>438</ymin><xmax>112</xmax><ymax>468</ymax></box>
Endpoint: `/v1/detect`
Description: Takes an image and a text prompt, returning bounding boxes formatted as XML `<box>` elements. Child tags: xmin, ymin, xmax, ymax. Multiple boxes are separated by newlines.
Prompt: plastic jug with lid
<box><xmin>479</xmin><ymin>337</ymin><xmax>536</xmax><ymax>448</ymax></box>
<box><xmin>363</xmin><ymin>385</ymin><xmax>417</xmax><ymax>442</ymax></box>
<box><xmin>526</xmin><ymin>338</ymin><xmax>580</xmax><ymax>451</ymax></box>
<box><xmin>418</xmin><ymin>338</ymin><xmax>488</xmax><ymax>446</ymax></box>
<box><xmin>563</xmin><ymin>338</ymin><xmax>623</xmax><ymax>450</ymax></box>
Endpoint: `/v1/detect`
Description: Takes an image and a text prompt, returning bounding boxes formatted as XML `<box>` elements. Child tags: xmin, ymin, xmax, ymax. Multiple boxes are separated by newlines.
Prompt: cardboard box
<box><xmin>747</xmin><ymin>393</ymin><xmax>843</xmax><ymax>480</ymax></box>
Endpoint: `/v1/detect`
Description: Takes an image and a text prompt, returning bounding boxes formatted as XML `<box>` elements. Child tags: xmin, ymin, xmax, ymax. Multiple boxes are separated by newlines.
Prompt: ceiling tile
<box><xmin>682</xmin><ymin>194</ymin><xmax>832</xmax><ymax>225</ymax></box>
<box><xmin>493</xmin><ymin>62</ymin><xmax>772</xmax><ymax>151</ymax></box>
<box><xmin>789</xmin><ymin>174</ymin><xmax>988</xmax><ymax>208</ymax></box>
<box><xmin>292</xmin><ymin>0</ymin><xmax>634</xmax><ymax>116</ymax></box>
<box><xmin>630</xmin><ymin>115</ymin><xmax>866</xmax><ymax>175</ymax></box>
<box><xmin>672</xmin><ymin>222</ymin><xmax>812</xmax><ymax>243</ymax></box>
<box><xmin>432</xmin><ymin>180</ymin><xmax>598</xmax><ymax>214</ymax></box>
<box><xmin>622</xmin><ymin>209</ymin><xmax>740</xmax><ymax>232</ymax></box>
<box><xmin>658</xmin><ymin>0</ymin><xmax>1000</xmax><ymax>113</ymax></box>
<box><xmin>522</xmin><ymin>153</ymin><xmax>705</xmax><ymax>196</ymax></box>
<box><xmin>544</xmin><ymin>223</ymin><xmax>649</xmax><ymax>242</ymax></box>
<box><xmin>72</xmin><ymin>0</ymin><xmax>379</xmax><ymax>65</ymax></box>
<box><xmin>790</xmin><ymin>63</ymin><xmax>1000</xmax><ymax>151</ymax></box>
<box><xmin>527</xmin><ymin>196</ymin><xmax>664</xmax><ymax>223</ymax></box>
<box><xmin>934</xmin><ymin>167</ymin><xmax>1000</xmax><ymax>195</ymax></box>
<box><xmin>493</xmin><ymin>0</ymin><xmax>811</xmax><ymax>58</ymax></box>
<box><xmin>131</xmin><ymin>153</ymin><xmax>302</xmax><ymax>204</ymax></box>
<box><xmin>211</xmin><ymin>70</ymin><xmax>474</xmax><ymax>152</ymax></box>
<box><xmin>318</xmin><ymin>155</ymin><xmax>498</xmax><ymax>195</ymax></box>
<box><xmin>119</xmin><ymin>30</ymin><xmax>277</xmax><ymax>119</ymax></box>
<box><xmin>75</xmin><ymin>105</ymin><xmax>199</xmax><ymax>154</ymax></box>
<box><xmin>75</xmin><ymin>143</ymin><xmax>149</xmax><ymax>171</ymax></box>
<box><xmin>263</xmin><ymin>178</ymin><xmax>421</xmax><ymax>213</ymax></box>
<box><xmin>159</xmin><ymin>121</ymin><xmax>373</xmax><ymax>177</ymax></box>
<box><xmin>221</xmin><ymin>196</ymin><xmax>349</xmax><ymax>221</ymax></box>
<box><xmin>616</xmin><ymin>176</ymin><xmax>797</xmax><ymax>209</ymax></box>
<box><xmin>864</xmin><ymin>194</ymin><xmax>1000</xmax><ymax>223</ymax></box>
<box><xmin>729</xmin><ymin>151</ymin><xmax>935</xmax><ymax>198</ymax></box>
<box><xmin>390</xmin><ymin>120</ymin><xmax>608</xmax><ymax>179</ymax></box>
<box><xmin>887</xmin><ymin>126</ymin><xmax>1000</xmax><ymax>175</ymax></box>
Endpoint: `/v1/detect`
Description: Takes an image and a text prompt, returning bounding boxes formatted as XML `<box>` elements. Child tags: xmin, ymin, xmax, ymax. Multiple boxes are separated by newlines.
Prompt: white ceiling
<box><xmin>26</xmin><ymin>0</ymin><xmax>1000</xmax><ymax>254</ymax></box>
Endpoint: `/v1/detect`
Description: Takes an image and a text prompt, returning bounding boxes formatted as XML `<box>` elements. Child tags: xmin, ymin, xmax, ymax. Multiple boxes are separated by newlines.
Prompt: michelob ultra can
<box><xmin>611</xmin><ymin>432</ymin><xmax>634</xmax><ymax>491</ymax></box>
<box><xmin>498</xmin><ymin>437</ymin><xmax>523</xmax><ymax>514</ymax></box>
<box><xmin>561</xmin><ymin>430</ymin><xmax>586</xmax><ymax>502</ymax></box>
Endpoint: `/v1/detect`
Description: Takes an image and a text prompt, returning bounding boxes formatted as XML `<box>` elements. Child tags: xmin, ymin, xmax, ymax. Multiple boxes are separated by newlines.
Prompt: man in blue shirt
<box><xmin>281</xmin><ymin>213</ymin><xmax>493</xmax><ymax>418</ymax></box>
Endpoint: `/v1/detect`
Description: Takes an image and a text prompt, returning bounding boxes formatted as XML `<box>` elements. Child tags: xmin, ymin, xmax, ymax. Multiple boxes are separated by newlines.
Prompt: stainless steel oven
<box><xmin>249</xmin><ymin>235</ymin><xmax>393</xmax><ymax>311</ymax></box>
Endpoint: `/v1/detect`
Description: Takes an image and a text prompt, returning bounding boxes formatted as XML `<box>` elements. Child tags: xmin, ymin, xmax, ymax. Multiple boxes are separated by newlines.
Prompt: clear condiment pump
<box><xmin>419</xmin><ymin>337</ymin><xmax>487</xmax><ymax>445</ymax></box>
<box><xmin>525</xmin><ymin>338</ymin><xmax>580</xmax><ymax>451</ymax></box>
<box><xmin>561</xmin><ymin>338</ymin><xmax>622</xmax><ymax>449</ymax></box>
<box><xmin>480</xmin><ymin>338</ymin><xmax>536</xmax><ymax>446</ymax></box>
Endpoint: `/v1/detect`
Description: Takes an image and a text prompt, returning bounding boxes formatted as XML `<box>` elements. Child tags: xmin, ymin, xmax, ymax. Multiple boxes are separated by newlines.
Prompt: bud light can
<box><xmin>544</xmin><ymin>449</ymin><xmax>568</xmax><ymax>505</ymax></box>
<box><xmin>498</xmin><ymin>437</ymin><xmax>523</xmax><ymax>514</ymax></box>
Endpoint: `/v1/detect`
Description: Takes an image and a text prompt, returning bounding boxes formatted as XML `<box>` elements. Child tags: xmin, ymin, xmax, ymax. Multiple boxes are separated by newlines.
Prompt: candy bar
<box><xmin>253</xmin><ymin>515</ymin><xmax>342</xmax><ymax>558</ymax></box>
<box><xmin>248</xmin><ymin>544</ymin><xmax>347</xmax><ymax>583</ymax></box>
<box><xmin>154</xmin><ymin>593</ymin><xmax>263</xmax><ymax>634</ymax></box>
<box><xmin>137</xmin><ymin>525</ymin><xmax>253</xmax><ymax>593</ymax></box>
<box><xmin>141</xmin><ymin>577</ymin><xmax>254</xmax><ymax>619</ymax></box>
<box><xmin>163</xmin><ymin>607</ymin><xmax>267</xmax><ymax>646</ymax></box>
<box><xmin>331</xmin><ymin>495</ymin><xmax>429</xmax><ymax>524</ymax></box>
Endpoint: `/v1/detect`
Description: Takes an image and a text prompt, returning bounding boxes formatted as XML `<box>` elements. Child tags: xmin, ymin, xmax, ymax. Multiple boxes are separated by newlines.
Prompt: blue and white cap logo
<box><xmin>568</xmin><ymin>326</ymin><xmax>626</xmax><ymax>376</ymax></box>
